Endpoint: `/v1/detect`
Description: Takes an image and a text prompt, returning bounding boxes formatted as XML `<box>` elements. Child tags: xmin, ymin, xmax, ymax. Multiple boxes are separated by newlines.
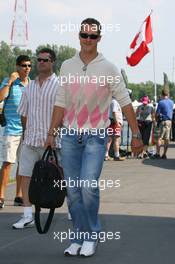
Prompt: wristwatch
<box><xmin>132</xmin><ymin>132</ymin><xmax>142</xmax><ymax>140</ymax></box>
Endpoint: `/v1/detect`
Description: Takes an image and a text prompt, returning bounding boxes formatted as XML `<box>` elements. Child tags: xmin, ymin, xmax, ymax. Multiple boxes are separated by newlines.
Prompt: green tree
<box><xmin>0</xmin><ymin>42</ymin><xmax>76</xmax><ymax>82</ymax></box>
<box><xmin>128</xmin><ymin>81</ymin><xmax>166</xmax><ymax>102</ymax></box>
<box><xmin>0</xmin><ymin>41</ymin><xmax>33</xmax><ymax>82</ymax></box>
<box><xmin>0</xmin><ymin>41</ymin><xmax>15</xmax><ymax>82</ymax></box>
<box><xmin>57</xmin><ymin>45</ymin><xmax>76</xmax><ymax>72</ymax></box>
<box><xmin>0</xmin><ymin>41</ymin><xmax>174</xmax><ymax>102</ymax></box>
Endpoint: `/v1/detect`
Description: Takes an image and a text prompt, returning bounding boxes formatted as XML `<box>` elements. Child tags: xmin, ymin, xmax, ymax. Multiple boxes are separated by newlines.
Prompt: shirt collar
<box><xmin>13</xmin><ymin>77</ymin><xmax>30</xmax><ymax>87</ymax></box>
<box><xmin>35</xmin><ymin>73</ymin><xmax>56</xmax><ymax>83</ymax></box>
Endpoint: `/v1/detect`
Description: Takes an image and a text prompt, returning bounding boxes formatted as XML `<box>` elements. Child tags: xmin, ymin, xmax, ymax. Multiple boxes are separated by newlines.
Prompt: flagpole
<box><xmin>172</xmin><ymin>56</ymin><xmax>175</xmax><ymax>84</ymax></box>
<box><xmin>152</xmin><ymin>38</ymin><xmax>157</xmax><ymax>102</ymax></box>
<box><xmin>151</xmin><ymin>10</ymin><xmax>157</xmax><ymax>103</ymax></box>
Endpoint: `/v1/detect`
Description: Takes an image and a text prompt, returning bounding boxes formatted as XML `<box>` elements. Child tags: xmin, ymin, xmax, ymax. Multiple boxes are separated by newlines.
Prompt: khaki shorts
<box><xmin>160</xmin><ymin>120</ymin><xmax>172</xmax><ymax>140</ymax></box>
<box><xmin>1</xmin><ymin>135</ymin><xmax>21</xmax><ymax>163</ymax></box>
<box><xmin>18</xmin><ymin>144</ymin><xmax>61</xmax><ymax>177</ymax></box>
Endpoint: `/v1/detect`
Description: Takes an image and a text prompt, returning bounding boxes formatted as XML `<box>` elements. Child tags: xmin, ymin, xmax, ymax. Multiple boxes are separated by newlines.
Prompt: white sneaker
<box><xmin>12</xmin><ymin>215</ymin><xmax>34</xmax><ymax>229</ymax></box>
<box><xmin>64</xmin><ymin>243</ymin><xmax>82</xmax><ymax>256</ymax></box>
<box><xmin>79</xmin><ymin>241</ymin><xmax>98</xmax><ymax>257</ymax></box>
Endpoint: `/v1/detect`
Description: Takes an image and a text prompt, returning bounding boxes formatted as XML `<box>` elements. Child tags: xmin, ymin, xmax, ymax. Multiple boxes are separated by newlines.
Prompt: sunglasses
<box><xmin>20</xmin><ymin>64</ymin><xmax>31</xmax><ymax>68</ymax></box>
<box><xmin>79</xmin><ymin>32</ymin><xmax>100</xmax><ymax>40</ymax></box>
<box><xmin>37</xmin><ymin>58</ymin><xmax>51</xmax><ymax>62</ymax></box>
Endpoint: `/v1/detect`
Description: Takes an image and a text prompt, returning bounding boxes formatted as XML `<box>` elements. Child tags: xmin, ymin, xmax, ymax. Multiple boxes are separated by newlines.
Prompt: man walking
<box><xmin>46</xmin><ymin>18</ymin><xmax>143</xmax><ymax>257</ymax></box>
<box><xmin>155</xmin><ymin>88</ymin><xmax>174</xmax><ymax>159</ymax></box>
<box><xmin>12</xmin><ymin>48</ymin><xmax>60</xmax><ymax>228</ymax></box>
<box><xmin>0</xmin><ymin>55</ymin><xmax>31</xmax><ymax>209</ymax></box>
<box><xmin>105</xmin><ymin>97</ymin><xmax>125</xmax><ymax>161</ymax></box>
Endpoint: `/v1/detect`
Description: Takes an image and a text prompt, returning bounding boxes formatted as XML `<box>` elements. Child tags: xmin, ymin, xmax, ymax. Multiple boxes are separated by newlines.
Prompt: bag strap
<box><xmin>52</xmin><ymin>149</ymin><xmax>59</xmax><ymax>167</ymax></box>
<box><xmin>42</xmin><ymin>146</ymin><xmax>51</xmax><ymax>161</ymax></box>
<box><xmin>2</xmin><ymin>83</ymin><xmax>13</xmax><ymax>114</ymax></box>
<box><xmin>42</xmin><ymin>146</ymin><xmax>59</xmax><ymax>167</ymax></box>
<box><xmin>35</xmin><ymin>206</ymin><xmax>55</xmax><ymax>234</ymax></box>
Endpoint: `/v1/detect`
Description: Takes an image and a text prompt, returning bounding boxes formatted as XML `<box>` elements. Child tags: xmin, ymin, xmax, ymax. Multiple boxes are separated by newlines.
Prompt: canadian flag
<box><xmin>126</xmin><ymin>15</ymin><xmax>153</xmax><ymax>66</ymax></box>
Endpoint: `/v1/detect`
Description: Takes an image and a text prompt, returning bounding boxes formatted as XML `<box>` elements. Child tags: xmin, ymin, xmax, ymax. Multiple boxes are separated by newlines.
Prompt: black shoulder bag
<box><xmin>0</xmin><ymin>85</ymin><xmax>12</xmax><ymax>127</ymax></box>
<box><xmin>28</xmin><ymin>146</ymin><xmax>66</xmax><ymax>234</ymax></box>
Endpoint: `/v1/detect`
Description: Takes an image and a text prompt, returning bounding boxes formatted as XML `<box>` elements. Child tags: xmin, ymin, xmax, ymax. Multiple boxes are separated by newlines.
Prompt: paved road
<box><xmin>0</xmin><ymin>144</ymin><xmax>175</xmax><ymax>264</ymax></box>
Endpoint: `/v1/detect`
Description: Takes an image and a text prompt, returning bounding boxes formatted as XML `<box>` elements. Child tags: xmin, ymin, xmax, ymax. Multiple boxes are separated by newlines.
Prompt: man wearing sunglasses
<box><xmin>46</xmin><ymin>18</ymin><xmax>143</xmax><ymax>257</ymax></box>
<box><xmin>12</xmin><ymin>48</ymin><xmax>60</xmax><ymax>229</ymax></box>
<box><xmin>0</xmin><ymin>55</ymin><xmax>31</xmax><ymax>209</ymax></box>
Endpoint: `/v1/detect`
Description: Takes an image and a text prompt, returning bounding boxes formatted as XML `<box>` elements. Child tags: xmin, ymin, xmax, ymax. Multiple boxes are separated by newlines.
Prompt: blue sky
<box><xmin>0</xmin><ymin>0</ymin><xmax>174</xmax><ymax>84</ymax></box>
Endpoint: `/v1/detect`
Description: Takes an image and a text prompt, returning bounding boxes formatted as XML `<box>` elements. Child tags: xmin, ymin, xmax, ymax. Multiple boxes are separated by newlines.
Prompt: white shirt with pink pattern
<box><xmin>55</xmin><ymin>53</ymin><xmax>131</xmax><ymax>130</ymax></box>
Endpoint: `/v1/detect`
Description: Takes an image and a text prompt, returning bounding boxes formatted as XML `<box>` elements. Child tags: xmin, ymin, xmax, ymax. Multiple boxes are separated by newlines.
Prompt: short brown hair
<box><xmin>80</xmin><ymin>18</ymin><xmax>101</xmax><ymax>35</ymax></box>
<box><xmin>16</xmin><ymin>55</ymin><xmax>31</xmax><ymax>65</ymax></box>
<box><xmin>37</xmin><ymin>48</ymin><xmax>56</xmax><ymax>62</ymax></box>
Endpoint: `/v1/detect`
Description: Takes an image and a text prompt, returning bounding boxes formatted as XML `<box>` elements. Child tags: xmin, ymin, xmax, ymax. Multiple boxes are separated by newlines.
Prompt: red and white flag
<box><xmin>126</xmin><ymin>15</ymin><xmax>153</xmax><ymax>66</ymax></box>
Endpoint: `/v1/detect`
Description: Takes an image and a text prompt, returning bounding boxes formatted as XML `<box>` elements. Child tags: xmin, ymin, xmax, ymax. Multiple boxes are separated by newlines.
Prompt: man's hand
<box><xmin>131</xmin><ymin>138</ymin><xmax>144</xmax><ymax>155</ymax></box>
<box><xmin>45</xmin><ymin>135</ymin><xmax>56</xmax><ymax>148</ymax></box>
<box><xmin>0</xmin><ymin>72</ymin><xmax>20</xmax><ymax>101</ymax></box>
<box><xmin>9</xmin><ymin>72</ymin><xmax>19</xmax><ymax>84</ymax></box>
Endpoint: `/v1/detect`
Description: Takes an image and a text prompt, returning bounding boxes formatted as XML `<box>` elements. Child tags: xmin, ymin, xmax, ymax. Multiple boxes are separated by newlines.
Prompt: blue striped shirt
<box><xmin>0</xmin><ymin>78</ymin><xmax>27</xmax><ymax>135</ymax></box>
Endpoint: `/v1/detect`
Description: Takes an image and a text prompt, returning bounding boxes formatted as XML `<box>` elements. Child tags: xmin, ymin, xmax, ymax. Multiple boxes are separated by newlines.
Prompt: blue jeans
<box><xmin>61</xmin><ymin>132</ymin><xmax>107</xmax><ymax>244</ymax></box>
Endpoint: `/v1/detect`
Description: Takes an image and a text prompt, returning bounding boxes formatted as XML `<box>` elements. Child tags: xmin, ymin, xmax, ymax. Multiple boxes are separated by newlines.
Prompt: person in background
<box><xmin>171</xmin><ymin>108</ymin><xmax>175</xmax><ymax>141</ymax></box>
<box><xmin>105</xmin><ymin>97</ymin><xmax>125</xmax><ymax>161</ymax></box>
<box><xmin>12</xmin><ymin>48</ymin><xmax>60</xmax><ymax>229</ymax></box>
<box><xmin>154</xmin><ymin>88</ymin><xmax>174</xmax><ymax>159</ymax></box>
<box><xmin>0</xmin><ymin>55</ymin><xmax>31</xmax><ymax>209</ymax></box>
<box><xmin>136</xmin><ymin>95</ymin><xmax>155</xmax><ymax>158</ymax></box>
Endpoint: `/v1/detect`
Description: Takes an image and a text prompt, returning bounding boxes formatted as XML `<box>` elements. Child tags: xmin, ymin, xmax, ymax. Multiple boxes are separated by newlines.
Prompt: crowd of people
<box><xmin>104</xmin><ymin>90</ymin><xmax>174</xmax><ymax>161</ymax></box>
<box><xmin>135</xmin><ymin>91</ymin><xmax>174</xmax><ymax>159</ymax></box>
<box><xmin>0</xmin><ymin>17</ymin><xmax>173</xmax><ymax>257</ymax></box>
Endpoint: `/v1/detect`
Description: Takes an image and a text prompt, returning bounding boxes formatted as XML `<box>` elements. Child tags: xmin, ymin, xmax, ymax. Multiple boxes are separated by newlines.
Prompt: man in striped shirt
<box><xmin>12</xmin><ymin>48</ymin><xmax>60</xmax><ymax>229</ymax></box>
<box><xmin>0</xmin><ymin>55</ymin><xmax>31</xmax><ymax>209</ymax></box>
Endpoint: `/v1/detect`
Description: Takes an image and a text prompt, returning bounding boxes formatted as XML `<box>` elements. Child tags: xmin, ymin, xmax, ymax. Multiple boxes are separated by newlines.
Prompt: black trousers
<box><xmin>138</xmin><ymin>121</ymin><xmax>152</xmax><ymax>146</ymax></box>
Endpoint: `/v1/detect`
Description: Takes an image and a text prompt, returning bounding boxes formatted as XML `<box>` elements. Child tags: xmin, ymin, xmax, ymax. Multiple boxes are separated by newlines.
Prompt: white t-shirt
<box><xmin>109</xmin><ymin>98</ymin><xmax>123</xmax><ymax>125</ymax></box>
